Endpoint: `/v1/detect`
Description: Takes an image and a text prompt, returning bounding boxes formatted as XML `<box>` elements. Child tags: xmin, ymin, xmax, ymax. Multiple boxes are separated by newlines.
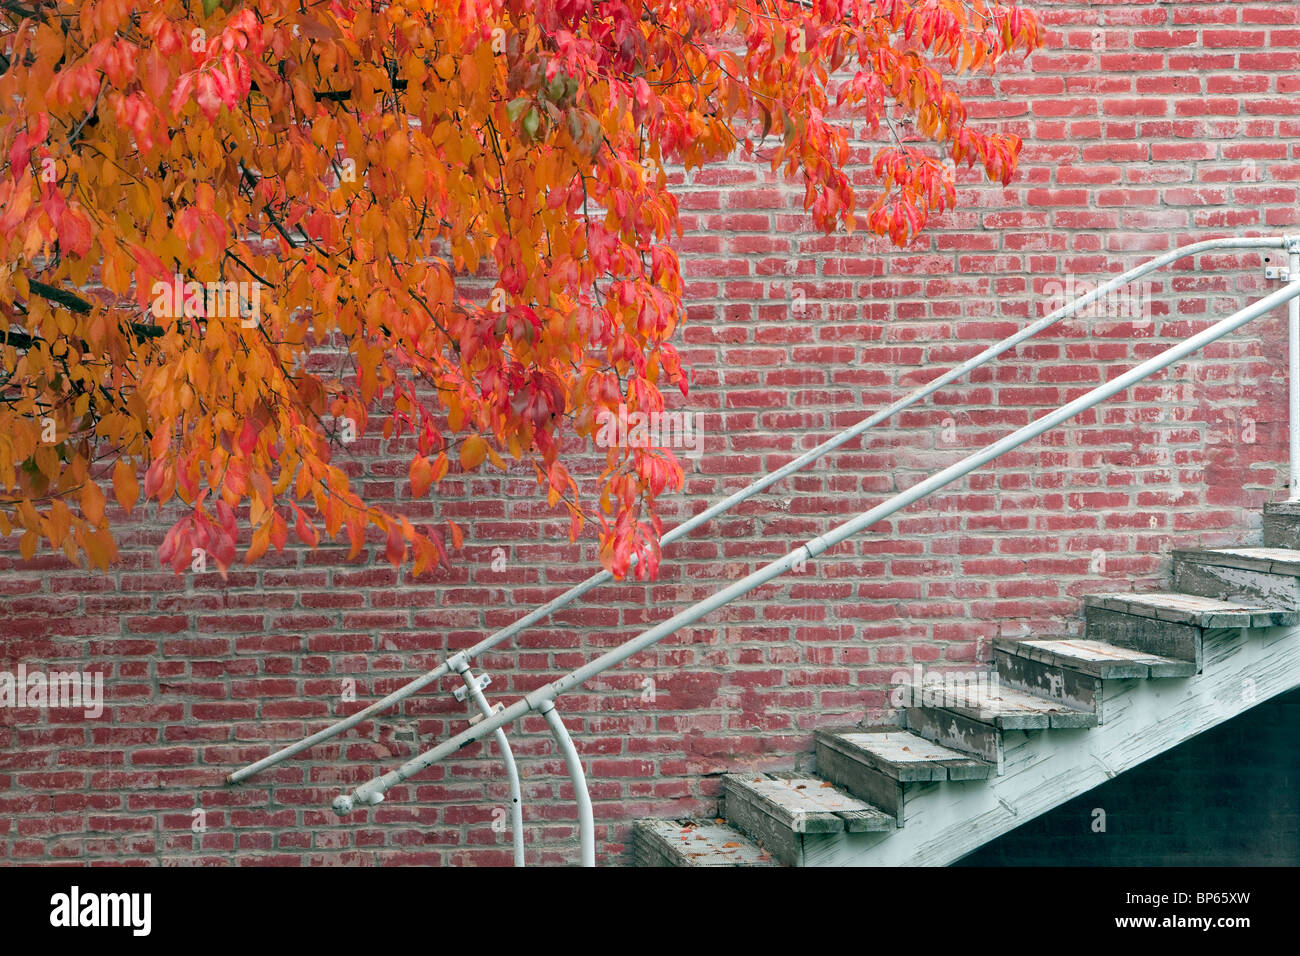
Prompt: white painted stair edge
<box><xmin>803</xmin><ymin>623</ymin><xmax>1300</xmax><ymax>866</ymax></box>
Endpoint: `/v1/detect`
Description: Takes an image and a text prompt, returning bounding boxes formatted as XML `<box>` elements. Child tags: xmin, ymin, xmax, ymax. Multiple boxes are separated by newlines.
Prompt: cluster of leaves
<box><xmin>0</xmin><ymin>0</ymin><xmax>1040</xmax><ymax>580</ymax></box>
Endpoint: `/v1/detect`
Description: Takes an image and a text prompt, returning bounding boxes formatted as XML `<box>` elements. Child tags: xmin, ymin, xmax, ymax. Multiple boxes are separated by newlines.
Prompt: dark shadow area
<box><xmin>955</xmin><ymin>687</ymin><xmax>1300</xmax><ymax>866</ymax></box>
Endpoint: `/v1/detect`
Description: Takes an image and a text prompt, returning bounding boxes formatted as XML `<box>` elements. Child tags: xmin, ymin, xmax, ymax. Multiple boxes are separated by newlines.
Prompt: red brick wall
<box><xmin>3</xmin><ymin>0</ymin><xmax>1300</xmax><ymax>865</ymax></box>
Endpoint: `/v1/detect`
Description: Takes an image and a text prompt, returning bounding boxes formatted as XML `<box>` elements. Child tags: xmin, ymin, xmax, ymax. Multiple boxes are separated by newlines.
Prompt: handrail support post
<box><xmin>452</xmin><ymin>659</ymin><xmax>526</xmax><ymax>867</ymax></box>
<box><xmin>537</xmin><ymin>700</ymin><xmax>596</xmax><ymax>867</ymax></box>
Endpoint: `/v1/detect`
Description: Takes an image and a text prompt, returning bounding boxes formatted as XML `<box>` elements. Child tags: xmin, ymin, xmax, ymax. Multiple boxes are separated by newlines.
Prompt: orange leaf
<box><xmin>112</xmin><ymin>459</ymin><xmax>139</xmax><ymax>514</ymax></box>
<box><xmin>459</xmin><ymin>435</ymin><xmax>488</xmax><ymax>471</ymax></box>
<box><xmin>293</xmin><ymin>506</ymin><xmax>319</xmax><ymax>548</ymax></box>
<box><xmin>431</xmin><ymin>452</ymin><xmax>449</xmax><ymax>483</ymax></box>
<box><xmin>246</xmin><ymin>521</ymin><xmax>271</xmax><ymax>565</ymax></box>
<box><xmin>80</xmin><ymin>479</ymin><xmax>106</xmax><ymax>525</ymax></box>
<box><xmin>270</xmin><ymin>512</ymin><xmax>288</xmax><ymax>552</ymax></box>
<box><xmin>84</xmin><ymin>527</ymin><xmax>118</xmax><ymax>570</ymax></box>
<box><xmin>409</xmin><ymin>455</ymin><xmax>433</xmax><ymax>498</ymax></box>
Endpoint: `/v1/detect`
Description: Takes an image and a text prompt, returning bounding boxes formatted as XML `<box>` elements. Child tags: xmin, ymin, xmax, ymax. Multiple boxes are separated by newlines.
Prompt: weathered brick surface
<box><xmin>3</xmin><ymin>1</ymin><xmax>1300</xmax><ymax>865</ymax></box>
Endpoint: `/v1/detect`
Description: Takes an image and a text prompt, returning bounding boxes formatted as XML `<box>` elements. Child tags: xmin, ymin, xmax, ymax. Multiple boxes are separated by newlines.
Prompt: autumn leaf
<box><xmin>292</xmin><ymin>504</ymin><xmax>319</xmax><ymax>548</ymax></box>
<box><xmin>384</xmin><ymin>521</ymin><xmax>405</xmax><ymax>567</ymax></box>
<box><xmin>80</xmin><ymin>480</ymin><xmax>106</xmax><ymax>526</ymax></box>
<box><xmin>112</xmin><ymin>460</ymin><xmax>139</xmax><ymax>514</ymax></box>
<box><xmin>409</xmin><ymin>455</ymin><xmax>433</xmax><ymax>499</ymax></box>
<box><xmin>57</xmin><ymin>205</ymin><xmax>94</xmax><ymax>258</ymax></box>
<box><xmin>459</xmin><ymin>436</ymin><xmax>488</xmax><ymax>472</ymax></box>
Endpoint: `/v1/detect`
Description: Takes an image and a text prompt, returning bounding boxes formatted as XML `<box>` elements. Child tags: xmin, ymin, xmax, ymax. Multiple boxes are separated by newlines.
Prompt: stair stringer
<box><xmin>798</xmin><ymin>623</ymin><xmax>1300</xmax><ymax>866</ymax></box>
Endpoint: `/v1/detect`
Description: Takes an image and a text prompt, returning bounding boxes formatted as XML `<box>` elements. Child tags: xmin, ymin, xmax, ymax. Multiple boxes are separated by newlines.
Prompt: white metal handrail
<box><xmin>231</xmin><ymin>235</ymin><xmax>1300</xmax><ymax>866</ymax></box>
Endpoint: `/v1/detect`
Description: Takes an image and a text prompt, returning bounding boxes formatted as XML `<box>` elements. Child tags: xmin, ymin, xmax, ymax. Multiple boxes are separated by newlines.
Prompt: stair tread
<box><xmin>1083</xmin><ymin>590</ymin><xmax>1298</xmax><ymax>627</ymax></box>
<box><xmin>1173</xmin><ymin>546</ymin><xmax>1300</xmax><ymax>575</ymax></box>
<box><xmin>994</xmin><ymin>636</ymin><xmax>1199</xmax><ymax>678</ymax></box>
<box><xmin>905</xmin><ymin>675</ymin><xmax>1098</xmax><ymax>728</ymax></box>
<box><xmin>817</xmin><ymin>728</ymin><xmax>994</xmax><ymax>781</ymax></box>
<box><xmin>634</xmin><ymin>819</ymin><xmax>778</xmax><ymax>867</ymax></box>
<box><xmin>723</xmin><ymin>772</ymin><xmax>893</xmax><ymax>832</ymax></box>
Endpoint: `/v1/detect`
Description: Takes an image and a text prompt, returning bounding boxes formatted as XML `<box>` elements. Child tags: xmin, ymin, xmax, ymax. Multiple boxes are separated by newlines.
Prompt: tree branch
<box><xmin>9</xmin><ymin>280</ymin><xmax>166</xmax><ymax>348</ymax></box>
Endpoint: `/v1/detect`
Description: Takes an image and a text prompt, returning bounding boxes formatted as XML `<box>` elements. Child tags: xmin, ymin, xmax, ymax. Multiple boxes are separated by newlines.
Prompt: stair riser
<box><xmin>1172</xmin><ymin>559</ymin><xmax>1300</xmax><ymax>609</ymax></box>
<box><xmin>904</xmin><ymin>706</ymin><xmax>1003</xmax><ymax>770</ymax></box>
<box><xmin>633</xmin><ymin>838</ymin><xmax>681</xmax><ymax>868</ymax></box>
<box><xmin>1083</xmin><ymin>606</ymin><xmax>1202</xmax><ymax>668</ymax></box>
<box><xmin>1262</xmin><ymin>512</ymin><xmax>1300</xmax><ymax>549</ymax></box>
<box><xmin>994</xmin><ymin>651</ymin><xmax>1104</xmax><ymax>720</ymax></box>
<box><xmin>813</xmin><ymin>739</ymin><xmax>905</xmax><ymax>823</ymax></box>
<box><xmin>721</xmin><ymin>784</ymin><xmax>805</xmax><ymax>866</ymax></box>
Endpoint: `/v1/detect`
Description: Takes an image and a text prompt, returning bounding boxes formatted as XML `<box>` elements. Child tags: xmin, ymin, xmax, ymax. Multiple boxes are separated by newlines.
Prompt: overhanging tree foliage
<box><xmin>0</xmin><ymin>0</ymin><xmax>1041</xmax><ymax>580</ymax></box>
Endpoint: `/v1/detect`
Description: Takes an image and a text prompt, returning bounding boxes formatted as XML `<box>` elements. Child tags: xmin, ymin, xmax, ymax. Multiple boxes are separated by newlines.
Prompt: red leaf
<box><xmin>58</xmin><ymin>204</ymin><xmax>94</xmax><ymax>257</ymax></box>
<box><xmin>270</xmin><ymin>512</ymin><xmax>288</xmax><ymax>552</ymax></box>
<box><xmin>293</xmin><ymin>505</ymin><xmax>318</xmax><ymax>548</ymax></box>
<box><xmin>195</xmin><ymin>72</ymin><xmax>222</xmax><ymax>119</ymax></box>
<box><xmin>385</xmin><ymin>522</ymin><xmax>405</xmax><ymax>566</ymax></box>
<box><xmin>143</xmin><ymin>457</ymin><xmax>167</xmax><ymax>499</ymax></box>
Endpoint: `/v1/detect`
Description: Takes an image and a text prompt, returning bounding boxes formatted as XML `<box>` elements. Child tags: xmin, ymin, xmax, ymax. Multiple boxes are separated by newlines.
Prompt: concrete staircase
<box><xmin>631</xmin><ymin>503</ymin><xmax>1300</xmax><ymax>866</ymax></box>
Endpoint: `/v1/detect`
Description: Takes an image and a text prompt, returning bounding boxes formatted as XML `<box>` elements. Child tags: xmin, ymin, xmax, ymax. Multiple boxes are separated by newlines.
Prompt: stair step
<box><xmin>815</xmin><ymin>728</ymin><xmax>994</xmax><ymax>782</ymax></box>
<box><xmin>903</xmin><ymin>675</ymin><xmax>1098</xmax><ymax>729</ymax></box>
<box><xmin>1082</xmin><ymin>591</ymin><xmax>1298</xmax><ymax>628</ymax></box>
<box><xmin>1172</xmin><ymin>548</ymin><xmax>1300</xmax><ymax>608</ymax></box>
<box><xmin>632</xmin><ymin>819</ymin><xmax>778</xmax><ymax>867</ymax></box>
<box><xmin>1174</xmin><ymin>546</ymin><xmax>1300</xmax><ymax>576</ymax></box>
<box><xmin>725</xmin><ymin>773</ymin><xmax>893</xmax><ymax>833</ymax></box>
<box><xmin>723</xmin><ymin>772</ymin><xmax>892</xmax><ymax>866</ymax></box>
<box><xmin>994</xmin><ymin>636</ymin><xmax>1198</xmax><ymax>679</ymax></box>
